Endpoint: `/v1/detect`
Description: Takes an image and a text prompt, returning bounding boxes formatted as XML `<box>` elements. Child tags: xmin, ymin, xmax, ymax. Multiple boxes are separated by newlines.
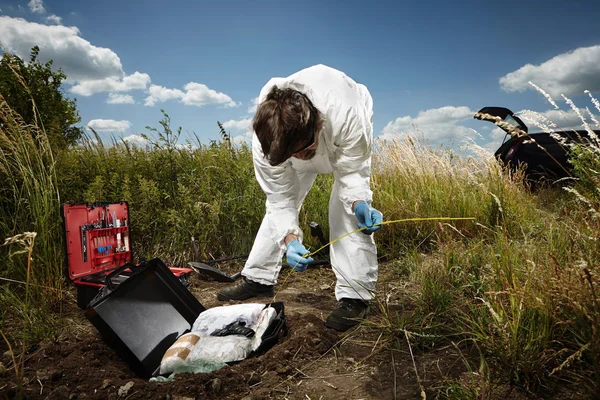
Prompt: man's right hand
<box><xmin>286</xmin><ymin>240</ymin><xmax>314</xmax><ymax>272</ymax></box>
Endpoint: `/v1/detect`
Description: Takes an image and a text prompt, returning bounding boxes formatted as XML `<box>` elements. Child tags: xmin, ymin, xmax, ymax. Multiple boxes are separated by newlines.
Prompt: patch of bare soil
<box><xmin>0</xmin><ymin>261</ymin><xmax>586</xmax><ymax>399</ymax></box>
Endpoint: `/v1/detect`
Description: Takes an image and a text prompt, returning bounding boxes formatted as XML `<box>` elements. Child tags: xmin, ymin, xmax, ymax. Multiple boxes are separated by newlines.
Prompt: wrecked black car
<box><xmin>474</xmin><ymin>106</ymin><xmax>599</xmax><ymax>187</ymax></box>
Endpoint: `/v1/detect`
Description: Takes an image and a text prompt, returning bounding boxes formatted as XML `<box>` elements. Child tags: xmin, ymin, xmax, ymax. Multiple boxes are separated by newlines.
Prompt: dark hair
<box><xmin>252</xmin><ymin>86</ymin><xmax>322</xmax><ymax>166</ymax></box>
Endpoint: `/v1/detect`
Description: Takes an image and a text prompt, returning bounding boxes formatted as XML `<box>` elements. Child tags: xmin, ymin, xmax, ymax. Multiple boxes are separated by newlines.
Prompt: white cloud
<box><xmin>222</xmin><ymin>118</ymin><xmax>253</xmax><ymax>131</ymax></box>
<box><xmin>45</xmin><ymin>14</ymin><xmax>62</xmax><ymax>24</ymax></box>
<box><xmin>231</xmin><ymin>132</ymin><xmax>253</xmax><ymax>145</ymax></box>
<box><xmin>181</xmin><ymin>82</ymin><xmax>237</xmax><ymax>108</ymax></box>
<box><xmin>144</xmin><ymin>82</ymin><xmax>237</xmax><ymax>108</ymax></box>
<box><xmin>106</xmin><ymin>93</ymin><xmax>135</xmax><ymax>104</ymax></box>
<box><xmin>500</xmin><ymin>45</ymin><xmax>600</xmax><ymax>98</ymax></box>
<box><xmin>144</xmin><ymin>85</ymin><xmax>185</xmax><ymax>107</ymax></box>
<box><xmin>71</xmin><ymin>72</ymin><xmax>151</xmax><ymax>96</ymax></box>
<box><xmin>248</xmin><ymin>97</ymin><xmax>259</xmax><ymax>113</ymax></box>
<box><xmin>380</xmin><ymin>106</ymin><xmax>476</xmax><ymax>144</ymax></box>
<box><xmin>28</xmin><ymin>0</ymin><xmax>45</xmax><ymax>13</ymax></box>
<box><xmin>0</xmin><ymin>16</ymin><xmax>124</xmax><ymax>82</ymax></box>
<box><xmin>122</xmin><ymin>134</ymin><xmax>148</xmax><ymax>146</ymax></box>
<box><xmin>86</xmin><ymin>119</ymin><xmax>132</xmax><ymax>132</ymax></box>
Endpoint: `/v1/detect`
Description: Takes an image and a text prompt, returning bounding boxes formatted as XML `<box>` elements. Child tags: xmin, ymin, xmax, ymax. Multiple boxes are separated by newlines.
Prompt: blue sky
<box><xmin>1</xmin><ymin>0</ymin><xmax>600</xmax><ymax>151</ymax></box>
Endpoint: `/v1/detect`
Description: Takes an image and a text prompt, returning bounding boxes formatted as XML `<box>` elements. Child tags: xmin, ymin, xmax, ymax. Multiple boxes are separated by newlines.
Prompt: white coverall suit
<box><xmin>241</xmin><ymin>64</ymin><xmax>378</xmax><ymax>301</ymax></box>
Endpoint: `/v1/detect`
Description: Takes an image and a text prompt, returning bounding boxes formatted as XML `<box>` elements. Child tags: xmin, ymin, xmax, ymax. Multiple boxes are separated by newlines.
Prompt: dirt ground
<box><xmin>0</xmin><ymin>260</ymin><xmax>582</xmax><ymax>400</ymax></box>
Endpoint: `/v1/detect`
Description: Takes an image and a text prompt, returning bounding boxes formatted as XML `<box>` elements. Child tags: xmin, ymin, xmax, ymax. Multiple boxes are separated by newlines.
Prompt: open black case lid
<box><xmin>85</xmin><ymin>258</ymin><xmax>206</xmax><ymax>379</ymax></box>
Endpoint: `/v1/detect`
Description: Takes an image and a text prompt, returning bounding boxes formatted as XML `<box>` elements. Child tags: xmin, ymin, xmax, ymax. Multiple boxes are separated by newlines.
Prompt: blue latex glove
<box><xmin>286</xmin><ymin>240</ymin><xmax>314</xmax><ymax>272</ymax></box>
<box><xmin>354</xmin><ymin>201</ymin><xmax>383</xmax><ymax>235</ymax></box>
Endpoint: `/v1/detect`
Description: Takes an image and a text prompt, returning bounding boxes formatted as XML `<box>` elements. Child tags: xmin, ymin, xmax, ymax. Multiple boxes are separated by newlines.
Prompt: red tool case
<box><xmin>61</xmin><ymin>201</ymin><xmax>192</xmax><ymax>309</ymax></box>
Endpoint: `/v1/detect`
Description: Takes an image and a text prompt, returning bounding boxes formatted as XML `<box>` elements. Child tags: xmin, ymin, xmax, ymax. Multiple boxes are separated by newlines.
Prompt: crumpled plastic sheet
<box><xmin>191</xmin><ymin>303</ymin><xmax>267</xmax><ymax>336</ymax></box>
<box><xmin>149</xmin><ymin>359</ymin><xmax>227</xmax><ymax>382</ymax></box>
<box><xmin>188</xmin><ymin>306</ymin><xmax>276</xmax><ymax>363</ymax></box>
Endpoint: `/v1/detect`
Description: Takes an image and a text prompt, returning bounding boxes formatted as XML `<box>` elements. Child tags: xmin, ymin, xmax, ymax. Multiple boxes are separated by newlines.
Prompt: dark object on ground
<box><xmin>217</xmin><ymin>277</ymin><xmax>275</xmax><ymax>301</ymax></box>
<box><xmin>474</xmin><ymin>106</ymin><xmax>598</xmax><ymax>188</ymax></box>
<box><xmin>211</xmin><ymin>321</ymin><xmax>255</xmax><ymax>338</ymax></box>
<box><xmin>325</xmin><ymin>298</ymin><xmax>369</xmax><ymax>332</ymax></box>
<box><xmin>188</xmin><ymin>261</ymin><xmax>243</xmax><ymax>282</ymax></box>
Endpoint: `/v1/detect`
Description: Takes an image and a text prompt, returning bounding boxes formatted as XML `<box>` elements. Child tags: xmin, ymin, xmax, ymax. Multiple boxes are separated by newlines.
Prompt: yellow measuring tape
<box><xmin>305</xmin><ymin>217</ymin><xmax>476</xmax><ymax>258</ymax></box>
<box><xmin>272</xmin><ymin>216</ymin><xmax>476</xmax><ymax>301</ymax></box>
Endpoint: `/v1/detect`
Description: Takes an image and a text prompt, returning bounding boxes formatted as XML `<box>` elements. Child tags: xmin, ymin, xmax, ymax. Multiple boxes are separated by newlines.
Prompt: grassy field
<box><xmin>1</xmin><ymin>87</ymin><xmax>599</xmax><ymax>398</ymax></box>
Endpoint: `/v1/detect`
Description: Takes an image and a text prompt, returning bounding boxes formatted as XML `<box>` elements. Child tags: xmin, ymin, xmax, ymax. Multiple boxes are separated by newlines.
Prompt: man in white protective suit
<box><xmin>217</xmin><ymin>64</ymin><xmax>383</xmax><ymax>332</ymax></box>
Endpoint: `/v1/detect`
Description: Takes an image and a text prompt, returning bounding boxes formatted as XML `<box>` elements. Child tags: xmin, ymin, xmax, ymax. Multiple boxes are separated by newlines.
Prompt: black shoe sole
<box><xmin>325</xmin><ymin>317</ymin><xmax>361</xmax><ymax>332</ymax></box>
<box><xmin>216</xmin><ymin>290</ymin><xmax>274</xmax><ymax>302</ymax></box>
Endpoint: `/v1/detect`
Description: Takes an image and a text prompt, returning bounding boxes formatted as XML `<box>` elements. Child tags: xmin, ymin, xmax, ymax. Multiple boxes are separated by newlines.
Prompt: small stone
<box><xmin>320</xmin><ymin>284</ymin><xmax>331</xmax><ymax>290</ymax></box>
<box><xmin>3</xmin><ymin>350</ymin><xmax>13</xmax><ymax>359</ymax></box>
<box><xmin>36</xmin><ymin>369</ymin><xmax>50</xmax><ymax>381</ymax></box>
<box><xmin>101</xmin><ymin>379</ymin><xmax>111</xmax><ymax>390</ymax></box>
<box><xmin>0</xmin><ymin>362</ymin><xmax>6</xmax><ymax>377</ymax></box>
<box><xmin>46</xmin><ymin>385</ymin><xmax>70</xmax><ymax>399</ymax></box>
<box><xmin>118</xmin><ymin>381</ymin><xmax>134</xmax><ymax>397</ymax></box>
<box><xmin>247</xmin><ymin>372</ymin><xmax>261</xmax><ymax>386</ymax></box>
<box><xmin>49</xmin><ymin>369</ymin><xmax>63</xmax><ymax>381</ymax></box>
<box><xmin>118</xmin><ymin>381</ymin><xmax>133</xmax><ymax>397</ymax></box>
<box><xmin>276</xmin><ymin>366</ymin><xmax>292</xmax><ymax>375</ymax></box>
<box><xmin>210</xmin><ymin>378</ymin><xmax>222</xmax><ymax>393</ymax></box>
<box><xmin>346</xmin><ymin>357</ymin><xmax>355</xmax><ymax>363</ymax></box>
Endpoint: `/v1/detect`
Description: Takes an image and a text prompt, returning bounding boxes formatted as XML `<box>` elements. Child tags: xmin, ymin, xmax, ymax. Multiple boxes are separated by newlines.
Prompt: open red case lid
<box><xmin>62</xmin><ymin>202</ymin><xmax>132</xmax><ymax>280</ymax></box>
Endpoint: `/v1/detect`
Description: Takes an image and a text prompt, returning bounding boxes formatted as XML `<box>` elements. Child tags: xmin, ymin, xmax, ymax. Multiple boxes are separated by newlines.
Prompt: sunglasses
<box><xmin>293</xmin><ymin>132</ymin><xmax>315</xmax><ymax>155</ymax></box>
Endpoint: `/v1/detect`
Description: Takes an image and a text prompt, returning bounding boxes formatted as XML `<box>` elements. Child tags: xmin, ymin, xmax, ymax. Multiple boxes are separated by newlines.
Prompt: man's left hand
<box><xmin>354</xmin><ymin>201</ymin><xmax>383</xmax><ymax>235</ymax></box>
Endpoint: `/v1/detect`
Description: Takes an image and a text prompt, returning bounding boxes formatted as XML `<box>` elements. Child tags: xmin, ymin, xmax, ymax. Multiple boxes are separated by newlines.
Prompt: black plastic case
<box><xmin>85</xmin><ymin>258</ymin><xmax>287</xmax><ymax>379</ymax></box>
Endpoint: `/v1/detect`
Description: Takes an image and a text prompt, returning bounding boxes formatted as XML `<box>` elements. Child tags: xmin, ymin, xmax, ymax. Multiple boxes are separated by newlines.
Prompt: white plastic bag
<box><xmin>187</xmin><ymin>305</ymin><xmax>277</xmax><ymax>363</ymax></box>
<box><xmin>191</xmin><ymin>303</ymin><xmax>266</xmax><ymax>336</ymax></box>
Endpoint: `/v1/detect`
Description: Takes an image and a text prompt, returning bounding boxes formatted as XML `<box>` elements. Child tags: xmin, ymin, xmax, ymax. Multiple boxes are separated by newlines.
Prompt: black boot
<box><xmin>217</xmin><ymin>277</ymin><xmax>274</xmax><ymax>301</ymax></box>
<box><xmin>325</xmin><ymin>298</ymin><xmax>369</xmax><ymax>332</ymax></box>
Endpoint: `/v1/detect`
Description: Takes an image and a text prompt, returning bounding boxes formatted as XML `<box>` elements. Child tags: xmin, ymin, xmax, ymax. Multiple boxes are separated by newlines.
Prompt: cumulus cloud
<box><xmin>121</xmin><ymin>134</ymin><xmax>148</xmax><ymax>146</ymax></box>
<box><xmin>500</xmin><ymin>45</ymin><xmax>600</xmax><ymax>98</ymax></box>
<box><xmin>45</xmin><ymin>15</ymin><xmax>62</xmax><ymax>24</ymax></box>
<box><xmin>86</xmin><ymin>119</ymin><xmax>132</xmax><ymax>132</ymax></box>
<box><xmin>222</xmin><ymin>118</ymin><xmax>253</xmax><ymax>131</ymax></box>
<box><xmin>221</xmin><ymin>118</ymin><xmax>254</xmax><ymax>145</ymax></box>
<box><xmin>248</xmin><ymin>97</ymin><xmax>259</xmax><ymax>113</ymax></box>
<box><xmin>231</xmin><ymin>132</ymin><xmax>253</xmax><ymax>145</ymax></box>
<box><xmin>106</xmin><ymin>93</ymin><xmax>135</xmax><ymax>104</ymax></box>
<box><xmin>71</xmin><ymin>72</ymin><xmax>151</xmax><ymax>96</ymax></box>
<box><xmin>381</xmin><ymin>106</ymin><xmax>476</xmax><ymax>144</ymax></box>
<box><xmin>28</xmin><ymin>0</ymin><xmax>45</xmax><ymax>13</ymax></box>
<box><xmin>144</xmin><ymin>82</ymin><xmax>237</xmax><ymax>108</ymax></box>
<box><xmin>144</xmin><ymin>85</ymin><xmax>185</xmax><ymax>107</ymax></box>
<box><xmin>181</xmin><ymin>82</ymin><xmax>238</xmax><ymax>107</ymax></box>
<box><xmin>0</xmin><ymin>16</ymin><xmax>123</xmax><ymax>82</ymax></box>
